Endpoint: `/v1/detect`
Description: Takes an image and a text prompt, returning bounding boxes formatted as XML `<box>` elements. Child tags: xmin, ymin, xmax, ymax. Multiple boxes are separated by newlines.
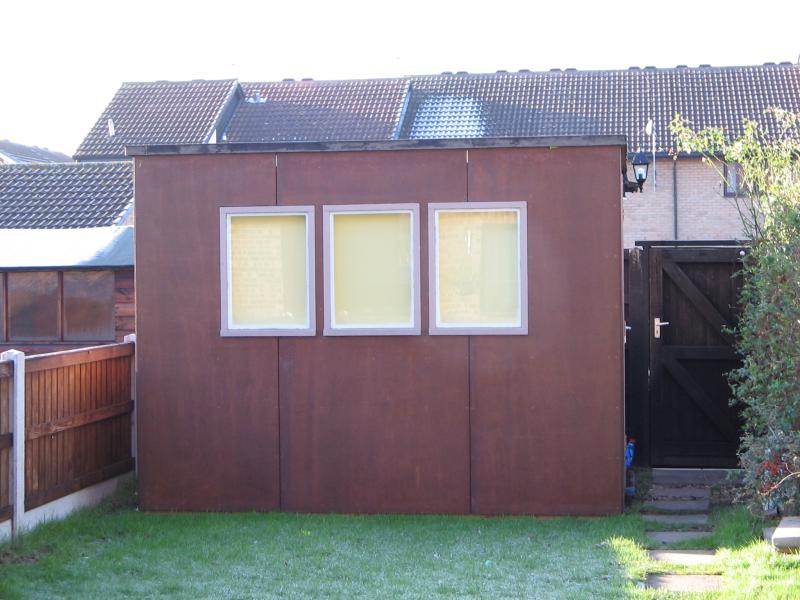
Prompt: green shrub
<box><xmin>733</xmin><ymin>207</ymin><xmax>800</xmax><ymax>511</ymax></box>
<box><xmin>673</xmin><ymin>110</ymin><xmax>800</xmax><ymax>513</ymax></box>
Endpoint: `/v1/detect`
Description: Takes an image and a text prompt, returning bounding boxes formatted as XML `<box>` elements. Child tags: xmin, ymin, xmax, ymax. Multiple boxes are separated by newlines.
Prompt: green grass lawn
<box><xmin>0</xmin><ymin>483</ymin><xmax>798</xmax><ymax>599</ymax></box>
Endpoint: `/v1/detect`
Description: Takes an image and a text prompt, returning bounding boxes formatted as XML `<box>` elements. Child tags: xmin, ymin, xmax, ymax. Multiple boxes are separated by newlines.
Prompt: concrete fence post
<box><xmin>123</xmin><ymin>334</ymin><xmax>137</xmax><ymax>473</ymax></box>
<box><xmin>1</xmin><ymin>350</ymin><xmax>25</xmax><ymax>539</ymax></box>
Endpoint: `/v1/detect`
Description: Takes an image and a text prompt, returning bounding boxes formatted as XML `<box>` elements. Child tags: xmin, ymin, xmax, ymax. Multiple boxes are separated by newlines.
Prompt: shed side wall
<box><xmin>134</xmin><ymin>154</ymin><xmax>280</xmax><ymax>510</ymax></box>
<box><xmin>133</xmin><ymin>146</ymin><xmax>623</xmax><ymax>514</ymax></box>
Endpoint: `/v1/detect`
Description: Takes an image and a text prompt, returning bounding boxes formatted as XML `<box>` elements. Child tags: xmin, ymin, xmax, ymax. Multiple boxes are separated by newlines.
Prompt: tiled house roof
<box><xmin>227</xmin><ymin>79</ymin><xmax>410</xmax><ymax>142</ymax></box>
<box><xmin>74</xmin><ymin>80</ymin><xmax>239</xmax><ymax>159</ymax></box>
<box><xmin>402</xmin><ymin>64</ymin><xmax>800</xmax><ymax>152</ymax></box>
<box><xmin>76</xmin><ymin>63</ymin><xmax>800</xmax><ymax>159</ymax></box>
<box><xmin>0</xmin><ymin>140</ymin><xmax>71</xmax><ymax>164</ymax></box>
<box><xmin>0</xmin><ymin>162</ymin><xmax>132</xmax><ymax>228</ymax></box>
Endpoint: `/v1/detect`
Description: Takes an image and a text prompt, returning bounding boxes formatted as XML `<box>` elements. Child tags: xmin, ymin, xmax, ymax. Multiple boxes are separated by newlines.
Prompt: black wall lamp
<box><xmin>623</xmin><ymin>152</ymin><xmax>652</xmax><ymax>193</ymax></box>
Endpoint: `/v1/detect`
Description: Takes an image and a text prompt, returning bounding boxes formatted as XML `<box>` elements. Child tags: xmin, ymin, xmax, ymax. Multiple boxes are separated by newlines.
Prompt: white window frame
<box><xmin>428</xmin><ymin>202</ymin><xmax>528</xmax><ymax>335</ymax></box>
<box><xmin>323</xmin><ymin>203</ymin><xmax>421</xmax><ymax>336</ymax></box>
<box><xmin>724</xmin><ymin>162</ymin><xmax>746</xmax><ymax>197</ymax></box>
<box><xmin>220</xmin><ymin>206</ymin><xmax>316</xmax><ymax>337</ymax></box>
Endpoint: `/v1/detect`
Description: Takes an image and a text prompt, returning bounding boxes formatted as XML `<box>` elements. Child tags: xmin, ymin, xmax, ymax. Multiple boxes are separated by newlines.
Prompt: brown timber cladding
<box><xmin>0</xmin><ymin>361</ymin><xmax>10</xmax><ymax>522</ymax></box>
<box><xmin>23</xmin><ymin>343</ymin><xmax>134</xmax><ymax>510</ymax></box>
<box><xmin>113</xmin><ymin>269</ymin><xmax>135</xmax><ymax>341</ymax></box>
<box><xmin>134</xmin><ymin>146</ymin><xmax>625</xmax><ymax>515</ymax></box>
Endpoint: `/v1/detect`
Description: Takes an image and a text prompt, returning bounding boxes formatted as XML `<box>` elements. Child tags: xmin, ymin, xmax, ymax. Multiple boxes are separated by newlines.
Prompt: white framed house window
<box><xmin>323</xmin><ymin>204</ymin><xmax>421</xmax><ymax>336</ymax></box>
<box><xmin>220</xmin><ymin>206</ymin><xmax>315</xmax><ymax>336</ymax></box>
<box><xmin>724</xmin><ymin>162</ymin><xmax>746</xmax><ymax>197</ymax></box>
<box><xmin>429</xmin><ymin>202</ymin><xmax>528</xmax><ymax>335</ymax></box>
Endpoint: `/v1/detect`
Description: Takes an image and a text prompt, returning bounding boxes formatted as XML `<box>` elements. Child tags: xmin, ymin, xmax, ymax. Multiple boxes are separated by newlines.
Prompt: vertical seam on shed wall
<box><xmin>276</xmin><ymin>153</ymin><xmax>283</xmax><ymax>511</ymax></box>
<box><xmin>465</xmin><ymin>148</ymin><xmax>473</xmax><ymax>513</ymax></box>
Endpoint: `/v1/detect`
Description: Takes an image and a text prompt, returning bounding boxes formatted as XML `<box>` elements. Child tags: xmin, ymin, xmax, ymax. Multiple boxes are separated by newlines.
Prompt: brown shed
<box><xmin>130</xmin><ymin>137</ymin><xmax>627</xmax><ymax>515</ymax></box>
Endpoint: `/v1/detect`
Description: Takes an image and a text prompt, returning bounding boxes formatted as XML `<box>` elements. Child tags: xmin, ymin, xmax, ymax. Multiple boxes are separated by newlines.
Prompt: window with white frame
<box><xmin>323</xmin><ymin>204</ymin><xmax>420</xmax><ymax>335</ymax></box>
<box><xmin>220</xmin><ymin>206</ymin><xmax>315</xmax><ymax>336</ymax></box>
<box><xmin>429</xmin><ymin>202</ymin><xmax>528</xmax><ymax>335</ymax></box>
<box><xmin>724</xmin><ymin>162</ymin><xmax>745</xmax><ymax>197</ymax></box>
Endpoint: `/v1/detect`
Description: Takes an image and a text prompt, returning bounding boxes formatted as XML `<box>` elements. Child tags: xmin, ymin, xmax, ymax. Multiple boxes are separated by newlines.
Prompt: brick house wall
<box><xmin>622</xmin><ymin>157</ymin><xmax>749</xmax><ymax>247</ymax></box>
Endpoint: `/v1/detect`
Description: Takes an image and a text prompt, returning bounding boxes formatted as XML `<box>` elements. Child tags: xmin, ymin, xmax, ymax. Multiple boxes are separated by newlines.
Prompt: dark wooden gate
<box><xmin>625</xmin><ymin>242</ymin><xmax>745</xmax><ymax>467</ymax></box>
<box><xmin>649</xmin><ymin>246</ymin><xmax>744</xmax><ymax>467</ymax></box>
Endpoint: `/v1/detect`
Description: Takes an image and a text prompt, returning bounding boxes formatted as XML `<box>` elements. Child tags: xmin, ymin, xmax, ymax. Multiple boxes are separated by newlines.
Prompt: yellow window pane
<box><xmin>436</xmin><ymin>210</ymin><xmax>520</xmax><ymax>326</ymax></box>
<box><xmin>229</xmin><ymin>214</ymin><xmax>308</xmax><ymax>328</ymax></box>
<box><xmin>332</xmin><ymin>212</ymin><xmax>413</xmax><ymax>326</ymax></box>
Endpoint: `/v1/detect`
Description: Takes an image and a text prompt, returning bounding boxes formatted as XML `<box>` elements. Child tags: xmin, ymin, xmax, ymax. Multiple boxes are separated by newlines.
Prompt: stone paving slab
<box><xmin>652</xmin><ymin>468</ymin><xmax>740</xmax><ymax>486</ymax></box>
<box><xmin>647</xmin><ymin>530</ymin><xmax>712</xmax><ymax>544</ymax></box>
<box><xmin>764</xmin><ymin>527</ymin><xmax>775</xmax><ymax>543</ymax></box>
<box><xmin>646</xmin><ymin>574</ymin><xmax>723</xmax><ymax>592</ymax></box>
<box><xmin>772</xmin><ymin>516</ymin><xmax>800</xmax><ymax>553</ymax></box>
<box><xmin>644</xmin><ymin>499</ymin><xmax>710</xmax><ymax>512</ymax></box>
<box><xmin>649</xmin><ymin>549</ymin><xmax>717</xmax><ymax>565</ymax></box>
<box><xmin>650</xmin><ymin>485</ymin><xmax>711</xmax><ymax>499</ymax></box>
<box><xmin>642</xmin><ymin>513</ymin><xmax>709</xmax><ymax>526</ymax></box>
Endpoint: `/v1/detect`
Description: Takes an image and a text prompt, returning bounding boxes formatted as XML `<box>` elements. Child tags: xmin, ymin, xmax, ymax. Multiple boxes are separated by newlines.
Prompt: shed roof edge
<box><xmin>126</xmin><ymin>135</ymin><xmax>629</xmax><ymax>156</ymax></box>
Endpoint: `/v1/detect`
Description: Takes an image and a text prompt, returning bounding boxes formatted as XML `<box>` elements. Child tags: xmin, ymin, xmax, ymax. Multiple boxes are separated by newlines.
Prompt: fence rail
<box><xmin>0</xmin><ymin>339</ymin><xmax>135</xmax><ymax>538</ymax></box>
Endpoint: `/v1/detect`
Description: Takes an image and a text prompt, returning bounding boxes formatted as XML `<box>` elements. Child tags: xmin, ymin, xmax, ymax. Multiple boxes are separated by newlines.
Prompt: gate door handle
<box><xmin>653</xmin><ymin>318</ymin><xmax>670</xmax><ymax>339</ymax></box>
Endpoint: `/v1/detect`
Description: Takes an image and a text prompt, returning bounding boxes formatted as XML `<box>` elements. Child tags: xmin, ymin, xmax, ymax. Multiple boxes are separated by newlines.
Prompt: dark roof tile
<box><xmin>0</xmin><ymin>140</ymin><xmax>71</xmax><ymax>164</ymax></box>
<box><xmin>402</xmin><ymin>65</ymin><xmax>800</xmax><ymax>152</ymax></box>
<box><xmin>74</xmin><ymin>80</ymin><xmax>238</xmax><ymax>159</ymax></box>
<box><xmin>77</xmin><ymin>64</ymin><xmax>800</xmax><ymax>158</ymax></box>
<box><xmin>0</xmin><ymin>162</ymin><xmax>132</xmax><ymax>229</ymax></box>
<box><xmin>226</xmin><ymin>78</ymin><xmax>410</xmax><ymax>142</ymax></box>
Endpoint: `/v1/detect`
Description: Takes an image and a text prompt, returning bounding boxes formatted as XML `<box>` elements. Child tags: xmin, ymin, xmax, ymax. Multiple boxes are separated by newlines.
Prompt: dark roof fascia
<box><xmin>126</xmin><ymin>135</ymin><xmax>628</xmax><ymax>157</ymax></box>
<box><xmin>625</xmin><ymin>151</ymin><xmax>716</xmax><ymax>159</ymax></box>
<box><xmin>698</xmin><ymin>150</ymin><xmax>728</xmax><ymax>160</ymax></box>
<box><xmin>74</xmin><ymin>154</ymin><xmax>130</xmax><ymax>163</ymax></box>
<box><xmin>658</xmin><ymin>151</ymin><xmax>727</xmax><ymax>160</ymax></box>
<box><xmin>634</xmin><ymin>239</ymin><xmax>745</xmax><ymax>248</ymax></box>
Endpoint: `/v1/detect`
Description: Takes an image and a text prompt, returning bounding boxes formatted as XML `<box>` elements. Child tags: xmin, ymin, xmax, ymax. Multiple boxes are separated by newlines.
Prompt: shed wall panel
<box><xmin>134</xmin><ymin>154</ymin><xmax>280</xmax><ymax>510</ymax></box>
<box><xmin>277</xmin><ymin>150</ymin><xmax>470</xmax><ymax>513</ymax></box>
<box><xmin>279</xmin><ymin>336</ymin><xmax>470</xmax><ymax>513</ymax></box>
<box><xmin>466</xmin><ymin>146</ymin><xmax>624</xmax><ymax>515</ymax></box>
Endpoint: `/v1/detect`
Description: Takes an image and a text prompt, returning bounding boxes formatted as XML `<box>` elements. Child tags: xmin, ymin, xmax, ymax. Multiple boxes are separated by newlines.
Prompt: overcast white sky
<box><xmin>2</xmin><ymin>0</ymin><xmax>799</xmax><ymax>156</ymax></box>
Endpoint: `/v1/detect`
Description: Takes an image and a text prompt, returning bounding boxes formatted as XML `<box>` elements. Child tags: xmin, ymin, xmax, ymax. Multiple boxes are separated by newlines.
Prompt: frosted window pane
<box><xmin>229</xmin><ymin>214</ymin><xmax>308</xmax><ymax>328</ymax></box>
<box><xmin>332</xmin><ymin>212</ymin><xmax>413</xmax><ymax>327</ymax></box>
<box><xmin>63</xmin><ymin>270</ymin><xmax>115</xmax><ymax>341</ymax></box>
<box><xmin>437</xmin><ymin>210</ymin><xmax>520</xmax><ymax>326</ymax></box>
<box><xmin>8</xmin><ymin>271</ymin><xmax>60</xmax><ymax>341</ymax></box>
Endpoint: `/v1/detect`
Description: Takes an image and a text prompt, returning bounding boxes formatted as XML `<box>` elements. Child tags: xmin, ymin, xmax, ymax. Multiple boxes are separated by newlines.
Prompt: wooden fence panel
<box><xmin>24</xmin><ymin>343</ymin><xmax>134</xmax><ymax>510</ymax></box>
<box><xmin>0</xmin><ymin>361</ymin><xmax>11</xmax><ymax>522</ymax></box>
